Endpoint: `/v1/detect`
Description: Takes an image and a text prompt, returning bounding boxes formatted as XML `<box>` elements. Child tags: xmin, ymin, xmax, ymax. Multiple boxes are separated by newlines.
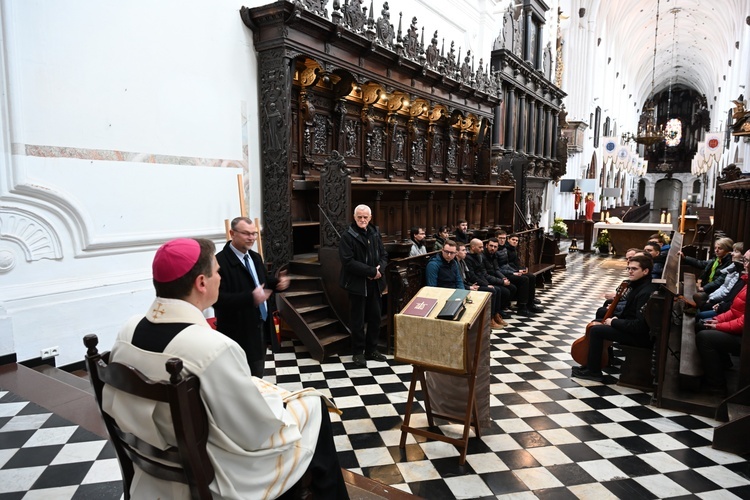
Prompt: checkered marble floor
<box><xmin>1</xmin><ymin>252</ymin><xmax>749</xmax><ymax>499</ymax></box>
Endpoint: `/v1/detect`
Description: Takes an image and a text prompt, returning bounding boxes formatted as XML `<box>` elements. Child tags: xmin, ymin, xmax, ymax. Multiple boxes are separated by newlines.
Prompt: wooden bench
<box><xmin>511</xmin><ymin>227</ymin><xmax>557</xmax><ymax>287</ymax></box>
<box><xmin>617</xmin><ymin>345</ymin><xmax>654</xmax><ymax>391</ymax></box>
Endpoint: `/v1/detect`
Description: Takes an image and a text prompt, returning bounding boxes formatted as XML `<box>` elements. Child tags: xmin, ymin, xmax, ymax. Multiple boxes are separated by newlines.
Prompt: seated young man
<box><xmin>596</xmin><ymin>248</ymin><xmax>640</xmax><ymax>320</ymax></box>
<box><xmin>455</xmin><ymin>242</ymin><xmax>506</xmax><ymax>329</ymax></box>
<box><xmin>572</xmin><ymin>253</ymin><xmax>658</xmax><ymax>382</ymax></box>
<box><xmin>103</xmin><ymin>238</ymin><xmax>348</xmax><ymax>499</ymax></box>
<box><xmin>465</xmin><ymin>238</ymin><xmax>514</xmax><ymax>318</ymax></box>
<box><xmin>485</xmin><ymin>235</ymin><xmax>542</xmax><ymax>316</ymax></box>
<box><xmin>426</xmin><ymin>239</ymin><xmax>463</xmax><ymax>289</ymax></box>
<box><xmin>408</xmin><ymin>226</ymin><xmax>427</xmax><ymax>257</ymax></box>
<box><xmin>644</xmin><ymin>241</ymin><xmax>665</xmax><ymax>279</ymax></box>
<box><xmin>454</xmin><ymin>219</ymin><xmax>471</xmax><ymax>244</ymax></box>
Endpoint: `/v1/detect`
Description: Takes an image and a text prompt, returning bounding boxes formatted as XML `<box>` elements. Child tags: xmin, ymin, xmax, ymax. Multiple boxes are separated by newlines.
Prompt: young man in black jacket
<box><xmin>572</xmin><ymin>253</ymin><xmax>658</xmax><ymax>382</ymax></box>
<box><xmin>339</xmin><ymin>204</ymin><xmax>388</xmax><ymax>368</ymax></box>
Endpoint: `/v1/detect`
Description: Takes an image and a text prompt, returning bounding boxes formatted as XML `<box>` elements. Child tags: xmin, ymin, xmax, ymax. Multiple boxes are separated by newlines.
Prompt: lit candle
<box><xmin>679</xmin><ymin>199</ymin><xmax>687</xmax><ymax>233</ymax></box>
<box><xmin>660</xmin><ymin>212</ymin><xmax>666</xmax><ymax>224</ymax></box>
<box><xmin>666</xmin><ymin>212</ymin><xmax>671</xmax><ymax>224</ymax></box>
<box><xmin>600</xmin><ymin>211</ymin><xmax>604</xmax><ymax>222</ymax></box>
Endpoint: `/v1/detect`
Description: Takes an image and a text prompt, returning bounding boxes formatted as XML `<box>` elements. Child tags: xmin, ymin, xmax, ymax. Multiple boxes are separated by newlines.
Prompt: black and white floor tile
<box><xmin>1</xmin><ymin>252</ymin><xmax>749</xmax><ymax>498</ymax></box>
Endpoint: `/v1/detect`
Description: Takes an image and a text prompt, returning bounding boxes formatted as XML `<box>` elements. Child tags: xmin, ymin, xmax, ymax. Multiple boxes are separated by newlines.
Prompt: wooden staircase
<box><xmin>713</xmin><ymin>384</ymin><xmax>750</xmax><ymax>455</ymax></box>
<box><xmin>276</xmin><ymin>256</ymin><xmax>351</xmax><ymax>362</ymax></box>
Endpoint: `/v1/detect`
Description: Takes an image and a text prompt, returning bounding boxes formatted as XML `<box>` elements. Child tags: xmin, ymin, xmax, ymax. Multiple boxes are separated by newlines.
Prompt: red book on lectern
<box><xmin>402</xmin><ymin>297</ymin><xmax>439</xmax><ymax>317</ymax></box>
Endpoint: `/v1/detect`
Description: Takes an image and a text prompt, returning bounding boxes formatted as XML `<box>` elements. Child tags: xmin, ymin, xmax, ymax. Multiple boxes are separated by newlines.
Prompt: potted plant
<box><xmin>551</xmin><ymin>218</ymin><xmax>568</xmax><ymax>241</ymax></box>
<box><xmin>595</xmin><ymin>229</ymin><xmax>610</xmax><ymax>254</ymax></box>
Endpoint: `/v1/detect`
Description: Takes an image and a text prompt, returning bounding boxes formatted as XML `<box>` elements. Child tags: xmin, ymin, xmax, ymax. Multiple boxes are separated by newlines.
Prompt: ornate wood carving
<box><xmin>258</xmin><ymin>48</ymin><xmax>293</xmax><ymax>270</ymax></box>
<box><xmin>320</xmin><ymin>150</ymin><xmax>352</xmax><ymax>248</ymax></box>
<box><xmin>243</xmin><ymin>1</ymin><xmax>512</xmax><ymax>266</ymax></box>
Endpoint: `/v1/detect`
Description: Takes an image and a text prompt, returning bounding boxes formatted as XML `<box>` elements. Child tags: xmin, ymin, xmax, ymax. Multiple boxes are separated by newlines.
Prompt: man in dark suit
<box><xmin>214</xmin><ymin>217</ymin><xmax>289</xmax><ymax>377</ymax></box>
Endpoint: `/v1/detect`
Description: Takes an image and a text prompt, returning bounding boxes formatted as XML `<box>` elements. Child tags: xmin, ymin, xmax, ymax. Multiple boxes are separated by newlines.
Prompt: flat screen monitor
<box><xmin>559</xmin><ymin>179</ymin><xmax>575</xmax><ymax>192</ymax></box>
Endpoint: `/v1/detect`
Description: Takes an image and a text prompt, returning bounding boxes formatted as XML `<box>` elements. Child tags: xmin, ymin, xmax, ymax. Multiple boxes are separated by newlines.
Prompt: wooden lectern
<box><xmin>394</xmin><ymin>286</ymin><xmax>491</xmax><ymax>464</ymax></box>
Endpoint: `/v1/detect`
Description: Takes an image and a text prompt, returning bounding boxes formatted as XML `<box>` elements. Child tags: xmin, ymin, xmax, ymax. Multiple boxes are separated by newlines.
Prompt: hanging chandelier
<box><xmin>663</xmin><ymin>8</ymin><xmax>682</xmax><ymax>148</ymax></box>
<box><xmin>636</xmin><ymin>0</ymin><xmax>665</xmax><ymax>147</ymax></box>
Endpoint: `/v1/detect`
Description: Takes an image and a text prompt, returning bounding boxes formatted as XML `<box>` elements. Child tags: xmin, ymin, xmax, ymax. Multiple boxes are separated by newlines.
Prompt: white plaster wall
<box><xmin>0</xmin><ymin>0</ymin><xmax>254</xmax><ymax>365</ymax></box>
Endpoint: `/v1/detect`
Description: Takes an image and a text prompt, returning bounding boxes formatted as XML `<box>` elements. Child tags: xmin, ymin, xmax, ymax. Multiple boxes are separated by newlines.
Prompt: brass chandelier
<box><xmin>636</xmin><ymin>0</ymin><xmax>665</xmax><ymax>147</ymax></box>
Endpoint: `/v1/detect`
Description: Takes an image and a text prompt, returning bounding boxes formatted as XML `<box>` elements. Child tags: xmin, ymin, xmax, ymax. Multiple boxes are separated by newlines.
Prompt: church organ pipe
<box><xmin>505</xmin><ymin>87</ymin><xmax>516</xmax><ymax>149</ymax></box>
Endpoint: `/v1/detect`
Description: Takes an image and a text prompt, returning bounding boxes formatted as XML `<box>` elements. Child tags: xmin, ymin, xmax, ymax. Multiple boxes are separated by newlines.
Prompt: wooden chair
<box><xmin>83</xmin><ymin>334</ymin><xmax>215</xmax><ymax>500</ymax></box>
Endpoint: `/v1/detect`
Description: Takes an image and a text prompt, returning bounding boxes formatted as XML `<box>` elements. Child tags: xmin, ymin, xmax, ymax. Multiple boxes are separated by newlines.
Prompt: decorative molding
<box><xmin>13</xmin><ymin>143</ymin><xmax>243</xmax><ymax>168</ymax></box>
<box><xmin>0</xmin><ymin>208</ymin><xmax>63</xmax><ymax>261</ymax></box>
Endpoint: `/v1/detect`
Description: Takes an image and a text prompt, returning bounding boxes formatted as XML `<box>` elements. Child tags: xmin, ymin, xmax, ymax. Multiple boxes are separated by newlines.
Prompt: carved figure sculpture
<box><xmin>426</xmin><ymin>31</ymin><xmax>439</xmax><ymax>68</ymax></box>
<box><xmin>376</xmin><ymin>3</ymin><xmax>394</xmax><ymax>47</ymax></box>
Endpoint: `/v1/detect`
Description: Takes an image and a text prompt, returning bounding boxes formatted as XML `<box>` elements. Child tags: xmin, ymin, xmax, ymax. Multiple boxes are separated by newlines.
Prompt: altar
<box><xmin>594</xmin><ymin>222</ymin><xmax>674</xmax><ymax>254</ymax></box>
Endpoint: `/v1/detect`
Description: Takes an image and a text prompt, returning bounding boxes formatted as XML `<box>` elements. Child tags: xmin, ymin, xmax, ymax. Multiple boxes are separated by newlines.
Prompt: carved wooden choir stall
<box><xmin>241</xmin><ymin>0</ymin><xmax>565</xmax><ymax>360</ymax></box>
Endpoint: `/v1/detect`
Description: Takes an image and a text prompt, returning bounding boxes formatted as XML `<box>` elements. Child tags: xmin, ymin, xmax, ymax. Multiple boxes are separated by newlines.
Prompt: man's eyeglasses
<box><xmin>626</xmin><ymin>266</ymin><xmax>641</xmax><ymax>272</ymax></box>
<box><xmin>742</xmin><ymin>257</ymin><xmax>750</xmax><ymax>264</ymax></box>
<box><xmin>442</xmin><ymin>250</ymin><xmax>457</xmax><ymax>255</ymax></box>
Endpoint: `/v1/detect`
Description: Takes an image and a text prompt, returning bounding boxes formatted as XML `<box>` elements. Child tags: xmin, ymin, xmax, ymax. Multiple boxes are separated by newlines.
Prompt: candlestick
<box><xmin>666</xmin><ymin>213</ymin><xmax>671</xmax><ymax>224</ymax></box>
<box><xmin>605</xmin><ymin>211</ymin><xmax>610</xmax><ymax>220</ymax></box>
<box><xmin>600</xmin><ymin>211</ymin><xmax>604</xmax><ymax>222</ymax></box>
<box><xmin>679</xmin><ymin>199</ymin><xmax>687</xmax><ymax>233</ymax></box>
<box><xmin>660</xmin><ymin>212</ymin><xmax>666</xmax><ymax>224</ymax></box>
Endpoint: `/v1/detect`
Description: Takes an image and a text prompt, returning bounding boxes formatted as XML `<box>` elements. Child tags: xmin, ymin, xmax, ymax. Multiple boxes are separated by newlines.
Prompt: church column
<box><xmin>535</xmin><ymin>26</ymin><xmax>544</xmax><ymax>71</ymax></box>
<box><xmin>551</xmin><ymin>109</ymin><xmax>559</xmax><ymax>158</ymax></box>
<box><xmin>505</xmin><ymin>86</ymin><xmax>516</xmax><ymax>149</ymax></box>
<box><xmin>536</xmin><ymin>102</ymin><xmax>544</xmax><ymax>155</ymax></box>
<box><xmin>517</xmin><ymin>93</ymin><xmax>527</xmax><ymax>153</ymax></box>
<box><xmin>493</xmin><ymin>98</ymin><xmax>504</xmax><ymax>148</ymax></box>
<box><xmin>524</xmin><ymin>8</ymin><xmax>533</xmax><ymax>64</ymax></box>
<box><xmin>527</xmin><ymin>97</ymin><xmax>536</xmax><ymax>155</ymax></box>
<box><xmin>544</xmin><ymin>107</ymin><xmax>552</xmax><ymax>158</ymax></box>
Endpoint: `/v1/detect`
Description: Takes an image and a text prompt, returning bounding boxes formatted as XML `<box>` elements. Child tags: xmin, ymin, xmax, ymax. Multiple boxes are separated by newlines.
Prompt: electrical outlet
<box><xmin>40</xmin><ymin>346</ymin><xmax>60</xmax><ymax>359</ymax></box>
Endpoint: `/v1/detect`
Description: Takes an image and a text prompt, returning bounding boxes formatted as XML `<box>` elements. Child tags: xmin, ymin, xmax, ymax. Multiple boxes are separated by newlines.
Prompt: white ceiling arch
<box><xmin>596</xmin><ymin>0</ymin><xmax>748</xmax><ymax>107</ymax></box>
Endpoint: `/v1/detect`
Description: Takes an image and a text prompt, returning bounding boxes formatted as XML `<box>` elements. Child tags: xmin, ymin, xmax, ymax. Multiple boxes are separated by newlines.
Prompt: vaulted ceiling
<box><xmin>597</xmin><ymin>0</ymin><xmax>748</xmax><ymax>107</ymax></box>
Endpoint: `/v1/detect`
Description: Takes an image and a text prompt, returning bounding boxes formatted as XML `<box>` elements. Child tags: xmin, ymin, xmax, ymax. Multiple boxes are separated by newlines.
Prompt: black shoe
<box><xmin>365</xmin><ymin>350</ymin><xmax>387</xmax><ymax>362</ymax></box>
<box><xmin>572</xmin><ymin>366</ymin><xmax>604</xmax><ymax>382</ymax></box>
<box><xmin>529</xmin><ymin>304</ymin><xmax>544</xmax><ymax>313</ymax></box>
<box><xmin>516</xmin><ymin>307</ymin><xmax>534</xmax><ymax>317</ymax></box>
<box><xmin>352</xmin><ymin>354</ymin><xmax>367</xmax><ymax>368</ymax></box>
<box><xmin>533</xmin><ymin>298</ymin><xmax>542</xmax><ymax>305</ymax></box>
<box><xmin>501</xmin><ymin>310</ymin><xmax>513</xmax><ymax>319</ymax></box>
